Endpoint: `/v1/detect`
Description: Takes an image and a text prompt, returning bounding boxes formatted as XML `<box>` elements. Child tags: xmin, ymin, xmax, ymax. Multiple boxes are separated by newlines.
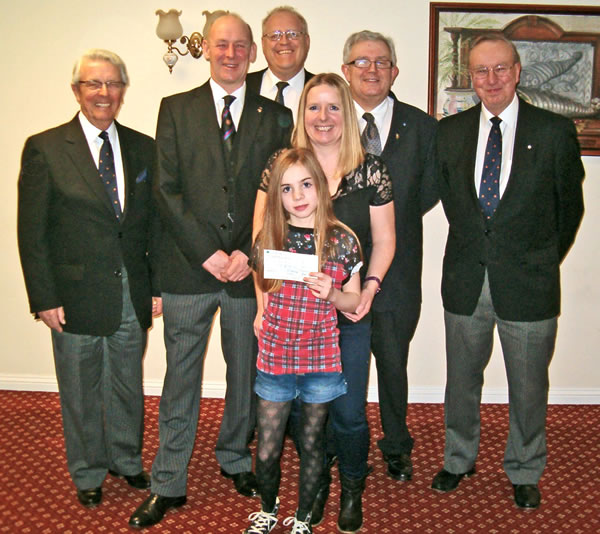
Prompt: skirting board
<box><xmin>1</xmin><ymin>375</ymin><xmax>599</xmax><ymax>404</ymax></box>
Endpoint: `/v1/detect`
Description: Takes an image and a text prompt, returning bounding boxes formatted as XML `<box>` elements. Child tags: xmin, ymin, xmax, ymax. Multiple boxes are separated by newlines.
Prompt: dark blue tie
<box><xmin>479</xmin><ymin>116</ymin><xmax>502</xmax><ymax>220</ymax></box>
<box><xmin>221</xmin><ymin>95</ymin><xmax>236</xmax><ymax>153</ymax></box>
<box><xmin>98</xmin><ymin>131</ymin><xmax>122</xmax><ymax>220</ymax></box>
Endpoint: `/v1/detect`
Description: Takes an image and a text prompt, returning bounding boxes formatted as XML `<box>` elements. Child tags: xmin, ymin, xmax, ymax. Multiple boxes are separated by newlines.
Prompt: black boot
<box><xmin>337</xmin><ymin>472</ymin><xmax>367</xmax><ymax>533</ymax></box>
<box><xmin>310</xmin><ymin>465</ymin><xmax>332</xmax><ymax>526</ymax></box>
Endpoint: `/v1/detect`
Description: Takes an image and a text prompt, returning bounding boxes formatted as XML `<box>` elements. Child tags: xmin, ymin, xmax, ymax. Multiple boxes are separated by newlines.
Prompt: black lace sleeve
<box><xmin>259</xmin><ymin>148</ymin><xmax>286</xmax><ymax>192</ymax></box>
<box><xmin>364</xmin><ymin>153</ymin><xmax>393</xmax><ymax>206</ymax></box>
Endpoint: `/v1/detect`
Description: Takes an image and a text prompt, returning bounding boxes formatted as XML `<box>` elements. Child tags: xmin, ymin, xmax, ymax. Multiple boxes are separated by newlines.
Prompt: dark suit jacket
<box><xmin>436</xmin><ymin>98</ymin><xmax>585</xmax><ymax>321</ymax></box>
<box><xmin>18</xmin><ymin>115</ymin><xmax>158</xmax><ymax>335</ymax></box>
<box><xmin>372</xmin><ymin>93</ymin><xmax>438</xmax><ymax>314</ymax></box>
<box><xmin>154</xmin><ymin>81</ymin><xmax>293</xmax><ymax>298</ymax></box>
<box><xmin>246</xmin><ymin>68</ymin><xmax>314</xmax><ymax>96</ymax></box>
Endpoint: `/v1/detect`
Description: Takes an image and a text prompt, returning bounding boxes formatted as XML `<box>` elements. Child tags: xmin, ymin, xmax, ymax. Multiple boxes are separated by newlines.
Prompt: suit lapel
<box><xmin>233</xmin><ymin>91</ymin><xmax>264</xmax><ymax>177</ymax></box>
<box><xmin>193</xmin><ymin>83</ymin><xmax>228</xmax><ymax>176</ymax></box>
<box><xmin>63</xmin><ymin>116</ymin><xmax>116</xmax><ymax>216</ymax></box>
<box><xmin>461</xmin><ymin>106</ymin><xmax>482</xmax><ymax>212</ymax></box>
<box><xmin>116</xmin><ymin>122</ymin><xmax>136</xmax><ymax>221</ymax></box>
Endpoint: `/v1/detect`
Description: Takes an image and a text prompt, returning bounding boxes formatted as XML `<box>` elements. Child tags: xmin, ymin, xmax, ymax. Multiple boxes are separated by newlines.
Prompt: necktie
<box><xmin>275</xmin><ymin>81</ymin><xmax>289</xmax><ymax>106</ymax></box>
<box><xmin>479</xmin><ymin>116</ymin><xmax>502</xmax><ymax>220</ymax></box>
<box><xmin>98</xmin><ymin>131</ymin><xmax>122</xmax><ymax>220</ymax></box>
<box><xmin>221</xmin><ymin>95</ymin><xmax>236</xmax><ymax>153</ymax></box>
<box><xmin>361</xmin><ymin>112</ymin><xmax>382</xmax><ymax>156</ymax></box>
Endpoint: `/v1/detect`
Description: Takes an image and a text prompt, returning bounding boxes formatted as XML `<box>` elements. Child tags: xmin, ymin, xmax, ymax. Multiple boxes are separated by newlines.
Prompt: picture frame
<box><xmin>428</xmin><ymin>3</ymin><xmax>600</xmax><ymax>156</ymax></box>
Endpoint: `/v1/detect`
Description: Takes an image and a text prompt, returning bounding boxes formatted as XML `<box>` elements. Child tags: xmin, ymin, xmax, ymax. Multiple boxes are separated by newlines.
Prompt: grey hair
<box><xmin>72</xmin><ymin>49</ymin><xmax>129</xmax><ymax>86</ymax></box>
<box><xmin>342</xmin><ymin>30</ymin><xmax>397</xmax><ymax>66</ymax></box>
<box><xmin>203</xmin><ymin>11</ymin><xmax>254</xmax><ymax>44</ymax></box>
<box><xmin>469</xmin><ymin>33</ymin><xmax>521</xmax><ymax>65</ymax></box>
<box><xmin>262</xmin><ymin>6</ymin><xmax>308</xmax><ymax>35</ymax></box>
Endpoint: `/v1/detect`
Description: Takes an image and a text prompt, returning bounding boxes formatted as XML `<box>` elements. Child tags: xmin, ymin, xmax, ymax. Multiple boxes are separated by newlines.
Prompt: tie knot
<box><xmin>491</xmin><ymin>116</ymin><xmax>502</xmax><ymax>127</ymax></box>
<box><xmin>276</xmin><ymin>81</ymin><xmax>289</xmax><ymax>91</ymax></box>
<box><xmin>223</xmin><ymin>94</ymin><xmax>236</xmax><ymax>108</ymax></box>
<box><xmin>99</xmin><ymin>130</ymin><xmax>109</xmax><ymax>142</ymax></box>
<box><xmin>363</xmin><ymin>112</ymin><xmax>376</xmax><ymax>125</ymax></box>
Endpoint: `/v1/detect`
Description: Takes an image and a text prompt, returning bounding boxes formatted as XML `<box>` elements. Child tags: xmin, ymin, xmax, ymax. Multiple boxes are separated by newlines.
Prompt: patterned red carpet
<box><xmin>0</xmin><ymin>390</ymin><xmax>598</xmax><ymax>533</ymax></box>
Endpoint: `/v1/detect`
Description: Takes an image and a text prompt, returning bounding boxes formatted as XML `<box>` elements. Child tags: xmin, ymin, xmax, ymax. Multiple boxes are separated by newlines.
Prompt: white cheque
<box><xmin>263</xmin><ymin>250</ymin><xmax>319</xmax><ymax>282</ymax></box>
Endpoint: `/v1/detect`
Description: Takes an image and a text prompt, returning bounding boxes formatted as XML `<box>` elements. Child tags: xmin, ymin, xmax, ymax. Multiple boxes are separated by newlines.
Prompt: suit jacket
<box><xmin>372</xmin><ymin>93</ymin><xmax>438</xmax><ymax>313</ymax></box>
<box><xmin>154</xmin><ymin>81</ymin><xmax>293</xmax><ymax>297</ymax></box>
<box><xmin>246</xmin><ymin>68</ymin><xmax>314</xmax><ymax>95</ymax></box>
<box><xmin>436</xmin><ymin>98</ymin><xmax>585</xmax><ymax>321</ymax></box>
<box><xmin>18</xmin><ymin>115</ymin><xmax>158</xmax><ymax>335</ymax></box>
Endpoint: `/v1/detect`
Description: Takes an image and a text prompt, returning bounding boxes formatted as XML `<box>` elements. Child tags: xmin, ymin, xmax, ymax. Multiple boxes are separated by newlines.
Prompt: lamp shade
<box><xmin>156</xmin><ymin>9</ymin><xmax>184</xmax><ymax>41</ymax></box>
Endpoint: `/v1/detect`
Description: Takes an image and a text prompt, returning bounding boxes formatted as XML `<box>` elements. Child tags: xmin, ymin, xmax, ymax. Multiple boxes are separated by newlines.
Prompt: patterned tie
<box><xmin>275</xmin><ymin>81</ymin><xmax>289</xmax><ymax>106</ymax></box>
<box><xmin>221</xmin><ymin>95</ymin><xmax>236</xmax><ymax>153</ymax></box>
<box><xmin>361</xmin><ymin>112</ymin><xmax>382</xmax><ymax>156</ymax></box>
<box><xmin>479</xmin><ymin>116</ymin><xmax>502</xmax><ymax>220</ymax></box>
<box><xmin>98</xmin><ymin>131</ymin><xmax>122</xmax><ymax>220</ymax></box>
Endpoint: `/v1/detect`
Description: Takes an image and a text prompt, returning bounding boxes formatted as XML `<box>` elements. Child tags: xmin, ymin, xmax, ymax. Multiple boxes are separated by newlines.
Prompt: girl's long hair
<box><xmin>292</xmin><ymin>73</ymin><xmax>364</xmax><ymax>178</ymax></box>
<box><xmin>254</xmin><ymin>147</ymin><xmax>360</xmax><ymax>293</ymax></box>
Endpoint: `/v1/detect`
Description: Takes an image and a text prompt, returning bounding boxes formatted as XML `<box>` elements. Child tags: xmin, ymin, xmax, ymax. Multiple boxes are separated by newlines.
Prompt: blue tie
<box><xmin>479</xmin><ymin>116</ymin><xmax>502</xmax><ymax>220</ymax></box>
<box><xmin>98</xmin><ymin>131</ymin><xmax>122</xmax><ymax>220</ymax></box>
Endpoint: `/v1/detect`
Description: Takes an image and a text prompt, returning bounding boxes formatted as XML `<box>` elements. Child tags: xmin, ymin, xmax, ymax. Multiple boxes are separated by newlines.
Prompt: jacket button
<box><xmin>114</xmin><ymin>269</ymin><xmax>122</xmax><ymax>278</ymax></box>
<box><xmin>220</xmin><ymin>224</ymin><xmax>227</xmax><ymax>231</ymax></box>
<box><xmin>222</xmin><ymin>185</ymin><xmax>228</xmax><ymax>193</ymax></box>
<box><xmin>118</xmin><ymin>232</ymin><xmax>123</xmax><ymax>239</ymax></box>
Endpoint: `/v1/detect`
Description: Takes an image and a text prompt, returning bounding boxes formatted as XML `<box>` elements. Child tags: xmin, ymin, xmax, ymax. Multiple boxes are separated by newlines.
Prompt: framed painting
<box><xmin>428</xmin><ymin>3</ymin><xmax>600</xmax><ymax>155</ymax></box>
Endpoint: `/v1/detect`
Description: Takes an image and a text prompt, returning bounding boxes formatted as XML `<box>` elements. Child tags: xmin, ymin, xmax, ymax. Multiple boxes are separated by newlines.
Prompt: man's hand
<box><xmin>223</xmin><ymin>250</ymin><xmax>251</xmax><ymax>282</ymax></box>
<box><xmin>152</xmin><ymin>297</ymin><xmax>163</xmax><ymax>317</ymax></box>
<box><xmin>202</xmin><ymin>250</ymin><xmax>231</xmax><ymax>282</ymax></box>
<box><xmin>38</xmin><ymin>307</ymin><xmax>66</xmax><ymax>332</ymax></box>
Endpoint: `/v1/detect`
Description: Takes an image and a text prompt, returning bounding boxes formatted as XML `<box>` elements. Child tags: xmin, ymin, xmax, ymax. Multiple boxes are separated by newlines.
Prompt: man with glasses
<box><xmin>432</xmin><ymin>34</ymin><xmax>584</xmax><ymax>509</ymax></box>
<box><xmin>18</xmin><ymin>49</ymin><xmax>160</xmax><ymax>509</ymax></box>
<box><xmin>338</xmin><ymin>28</ymin><xmax>438</xmax><ymax>499</ymax></box>
<box><xmin>247</xmin><ymin>6</ymin><xmax>313</xmax><ymax>122</ymax></box>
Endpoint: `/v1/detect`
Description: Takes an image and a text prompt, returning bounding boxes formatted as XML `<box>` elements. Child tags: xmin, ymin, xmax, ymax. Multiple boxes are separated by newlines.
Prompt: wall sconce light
<box><xmin>155</xmin><ymin>9</ymin><xmax>203</xmax><ymax>73</ymax></box>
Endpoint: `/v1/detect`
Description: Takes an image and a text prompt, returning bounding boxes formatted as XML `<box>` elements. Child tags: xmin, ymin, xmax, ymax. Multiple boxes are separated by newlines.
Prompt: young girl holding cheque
<box><xmin>244</xmin><ymin>148</ymin><xmax>362</xmax><ymax>534</ymax></box>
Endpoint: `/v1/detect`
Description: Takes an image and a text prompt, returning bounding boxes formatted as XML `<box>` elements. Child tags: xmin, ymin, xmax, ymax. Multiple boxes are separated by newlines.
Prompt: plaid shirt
<box><xmin>257</xmin><ymin>226</ymin><xmax>361</xmax><ymax>374</ymax></box>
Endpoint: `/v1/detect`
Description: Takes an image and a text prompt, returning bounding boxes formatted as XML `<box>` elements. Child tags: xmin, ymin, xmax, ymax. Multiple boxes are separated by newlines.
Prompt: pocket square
<box><xmin>136</xmin><ymin>169</ymin><xmax>148</xmax><ymax>183</ymax></box>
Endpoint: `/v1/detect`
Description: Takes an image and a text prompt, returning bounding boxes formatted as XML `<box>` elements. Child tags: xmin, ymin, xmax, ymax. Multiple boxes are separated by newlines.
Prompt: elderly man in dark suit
<box><xmin>18</xmin><ymin>49</ymin><xmax>159</xmax><ymax>509</ymax></box>
<box><xmin>431</xmin><ymin>34</ymin><xmax>584</xmax><ymax>509</ymax></box>
<box><xmin>308</xmin><ymin>30</ymin><xmax>437</xmax><ymax>526</ymax></box>
<box><xmin>246</xmin><ymin>6</ymin><xmax>313</xmax><ymax>122</ymax></box>
<box><xmin>129</xmin><ymin>12</ymin><xmax>292</xmax><ymax>529</ymax></box>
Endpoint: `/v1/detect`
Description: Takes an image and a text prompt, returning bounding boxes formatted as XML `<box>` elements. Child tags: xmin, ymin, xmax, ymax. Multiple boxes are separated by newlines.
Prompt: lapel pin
<box><xmin>527</xmin><ymin>144</ymin><xmax>533</xmax><ymax>150</ymax></box>
<box><xmin>402</xmin><ymin>122</ymin><xmax>407</xmax><ymax>127</ymax></box>
<box><xmin>257</xmin><ymin>106</ymin><xmax>263</xmax><ymax>113</ymax></box>
<box><xmin>395</xmin><ymin>133</ymin><xmax>400</xmax><ymax>139</ymax></box>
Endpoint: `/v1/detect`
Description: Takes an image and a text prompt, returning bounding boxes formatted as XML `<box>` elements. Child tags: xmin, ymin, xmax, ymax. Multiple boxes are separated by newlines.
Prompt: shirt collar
<box><xmin>210</xmin><ymin>79</ymin><xmax>247</xmax><ymax>109</ymax></box>
<box><xmin>353</xmin><ymin>95</ymin><xmax>392</xmax><ymax>125</ymax></box>
<box><xmin>263</xmin><ymin>67</ymin><xmax>306</xmax><ymax>93</ymax></box>
<box><xmin>78</xmin><ymin>112</ymin><xmax>117</xmax><ymax>145</ymax></box>
<box><xmin>481</xmin><ymin>93</ymin><xmax>519</xmax><ymax>128</ymax></box>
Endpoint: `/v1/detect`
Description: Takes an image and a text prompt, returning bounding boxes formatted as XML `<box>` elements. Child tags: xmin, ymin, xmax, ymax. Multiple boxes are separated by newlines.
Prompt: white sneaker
<box><xmin>243</xmin><ymin>498</ymin><xmax>279</xmax><ymax>534</ymax></box>
<box><xmin>282</xmin><ymin>512</ymin><xmax>312</xmax><ymax>534</ymax></box>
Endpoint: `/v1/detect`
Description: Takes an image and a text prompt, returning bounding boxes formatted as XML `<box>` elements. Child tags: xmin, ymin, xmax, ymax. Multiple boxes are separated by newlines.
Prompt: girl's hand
<box><xmin>305</xmin><ymin>272</ymin><xmax>333</xmax><ymax>300</ymax></box>
<box><xmin>341</xmin><ymin>285</ymin><xmax>376</xmax><ymax>322</ymax></box>
<box><xmin>253</xmin><ymin>310</ymin><xmax>263</xmax><ymax>338</ymax></box>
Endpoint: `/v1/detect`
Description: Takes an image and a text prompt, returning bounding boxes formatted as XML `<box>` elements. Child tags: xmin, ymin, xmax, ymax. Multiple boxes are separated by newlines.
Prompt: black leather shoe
<box><xmin>108</xmin><ymin>469</ymin><xmax>151</xmax><ymax>489</ymax></box>
<box><xmin>129</xmin><ymin>493</ymin><xmax>187</xmax><ymax>529</ymax></box>
<box><xmin>431</xmin><ymin>467</ymin><xmax>476</xmax><ymax>492</ymax></box>
<box><xmin>220</xmin><ymin>468</ymin><xmax>258</xmax><ymax>497</ymax></box>
<box><xmin>513</xmin><ymin>484</ymin><xmax>541</xmax><ymax>509</ymax></box>
<box><xmin>77</xmin><ymin>487</ymin><xmax>102</xmax><ymax>508</ymax></box>
<box><xmin>385</xmin><ymin>453</ymin><xmax>413</xmax><ymax>481</ymax></box>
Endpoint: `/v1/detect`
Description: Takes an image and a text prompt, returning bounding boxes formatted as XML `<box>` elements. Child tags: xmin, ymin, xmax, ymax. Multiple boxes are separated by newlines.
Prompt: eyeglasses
<box><xmin>263</xmin><ymin>30</ymin><xmax>306</xmax><ymax>41</ymax></box>
<box><xmin>346</xmin><ymin>58</ymin><xmax>393</xmax><ymax>70</ymax></box>
<box><xmin>78</xmin><ymin>80</ymin><xmax>126</xmax><ymax>92</ymax></box>
<box><xmin>470</xmin><ymin>64</ymin><xmax>514</xmax><ymax>80</ymax></box>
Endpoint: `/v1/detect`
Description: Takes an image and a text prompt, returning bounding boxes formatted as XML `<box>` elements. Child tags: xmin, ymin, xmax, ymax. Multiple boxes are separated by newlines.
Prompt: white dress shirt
<box><xmin>78</xmin><ymin>112</ymin><xmax>125</xmax><ymax>210</ymax></box>
<box><xmin>354</xmin><ymin>95</ymin><xmax>394</xmax><ymax>150</ymax></box>
<box><xmin>210</xmin><ymin>79</ymin><xmax>246</xmax><ymax>130</ymax></box>
<box><xmin>259</xmin><ymin>68</ymin><xmax>305</xmax><ymax>124</ymax></box>
<box><xmin>474</xmin><ymin>94</ymin><xmax>519</xmax><ymax>198</ymax></box>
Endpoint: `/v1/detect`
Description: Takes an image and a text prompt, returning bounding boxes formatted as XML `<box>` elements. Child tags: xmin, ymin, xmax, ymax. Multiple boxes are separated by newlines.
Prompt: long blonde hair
<box><xmin>254</xmin><ymin>148</ymin><xmax>360</xmax><ymax>293</ymax></box>
<box><xmin>293</xmin><ymin>73</ymin><xmax>364</xmax><ymax>178</ymax></box>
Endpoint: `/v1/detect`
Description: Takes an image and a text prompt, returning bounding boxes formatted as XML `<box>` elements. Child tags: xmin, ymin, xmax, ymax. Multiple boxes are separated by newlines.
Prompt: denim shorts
<box><xmin>255</xmin><ymin>369</ymin><xmax>348</xmax><ymax>403</ymax></box>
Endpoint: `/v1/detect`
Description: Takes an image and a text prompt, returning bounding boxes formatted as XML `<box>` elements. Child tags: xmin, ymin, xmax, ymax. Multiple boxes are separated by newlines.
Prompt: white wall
<box><xmin>2</xmin><ymin>0</ymin><xmax>598</xmax><ymax>403</ymax></box>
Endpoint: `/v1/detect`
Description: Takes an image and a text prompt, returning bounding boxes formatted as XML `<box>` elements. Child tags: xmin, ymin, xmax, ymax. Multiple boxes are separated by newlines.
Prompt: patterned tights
<box><xmin>256</xmin><ymin>397</ymin><xmax>328</xmax><ymax>520</ymax></box>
